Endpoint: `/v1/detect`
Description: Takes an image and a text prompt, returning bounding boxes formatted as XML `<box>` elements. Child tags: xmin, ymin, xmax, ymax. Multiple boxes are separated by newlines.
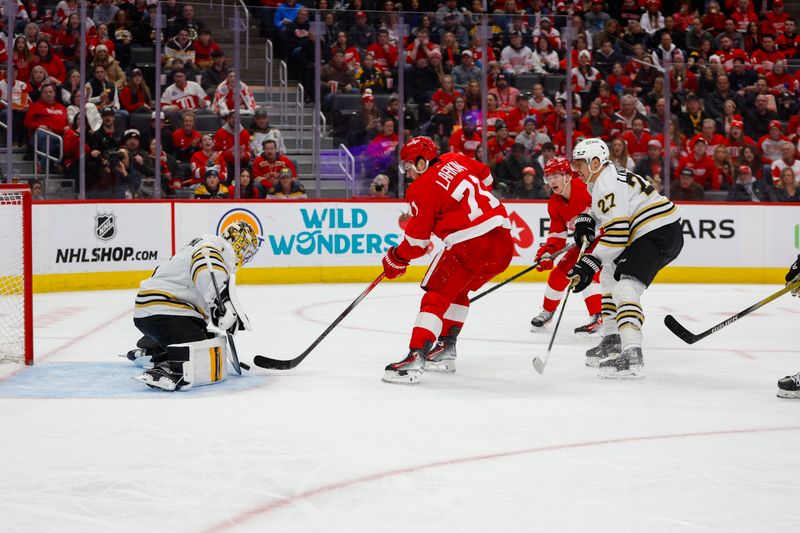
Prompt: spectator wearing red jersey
<box><xmin>766</xmin><ymin>60</ymin><xmax>793</xmax><ymax>96</ymax></box>
<box><xmin>571</xmin><ymin>50</ymin><xmax>601</xmax><ymax>96</ymax></box>
<box><xmin>770</xmin><ymin>141</ymin><xmax>800</xmax><ymax>185</ymax></box>
<box><xmin>38</xmin><ymin>13</ymin><xmax>58</xmax><ymax>43</ymax></box>
<box><xmin>712</xmin><ymin>144</ymin><xmax>736</xmax><ymax>189</ymax></box>
<box><xmin>622</xmin><ymin>117</ymin><xmax>653</xmax><ymax>162</ymax></box>
<box><xmin>23</xmin><ymin>82</ymin><xmax>68</xmax><ymax>168</ymax></box>
<box><xmin>488</xmin><ymin>72</ymin><xmax>519</xmax><ymax>113</ymax></box>
<box><xmin>634</xmin><ymin>139</ymin><xmax>666</xmax><ymax>182</ymax></box>
<box><xmin>119</xmin><ymin>69</ymin><xmax>153</xmax><ymax>114</ymax></box>
<box><xmin>487</xmin><ymin>121</ymin><xmax>515</xmax><ymax>166</ymax></box>
<box><xmin>716</xmin><ymin>35</ymin><xmax>749</xmax><ymax>73</ymax></box>
<box><xmin>596</xmin><ymin>82</ymin><xmax>620</xmax><ymax>116</ymax></box>
<box><xmin>729</xmin><ymin>0</ymin><xmax>758</xmax><ymax>33</ymax></box>
<box><xmin>505</xmin><ymin>93</ymin><xmax>539</xmax><ymax>134</ymax></box>
<box><xmin>193</xmin><ymin>29</ymin><xmax>222</xmax><ymax>71</ymax></box>
<box><xmin>579</xmin><ymin>100</ymin><xmax>614</xmax><ymax>141</ymax></box>
<box><xmin>676</xmin><ymin>137</ymin><xmax>720</xmax><ymax>190</ymax></box>
<box><xmin>87</xmin><ymin>23</ymin><xmax>115</xmax><ymax>59</ymax></box>
<box><xmin>214</xmin><ymin>111</ymin><xmax>251</xmax><ymax>168</ymax></box>
<box><xmin>758</xmin><ymin>120</ymin><xmax>790</xmax><ymax>163</ymax></box>
<box><xmin>483</xmin><ymin>93</ymin><xmax>509</xmax><ymax>135</ymax></box>
<box><xmin>367</xmin><ymin>29</ymin><xmax>399</xmax><ymax>77</ymax></box>
<box><xmin>363</xmin><ymin>118</ymin><xmax>399</xmax><ymax>180</ymax></box>
<box><xmin>189</xmin><ymin>134</ymin><xmax>228</xmax><ymax>187</ymax></box>
<box><xmin>31</xmin><ymin>39</ymin><xmax>65</xmax><ymax>83</ymax></box>
<box><xmin>762</xmin><ymin>0</ymin><xmax>789</xmax><ymax>36</ymax></box>
<box><xmin>752</xmin><ymin>35</ymin><xmax>785</xmax><ymax>75</ymax></box>
<box><xmin>429</xmin><ymin>75</ymin><xmax>459</xmax><ymax>116</ymax></box>
<box><xmin>776</xmin><ymin>19</ymin><xmax>800</xmax><ymax>59</ymax></box>
<box><xmin>212</xmin><ymin>68</ymin><xmax>257</xmax><ymax>116</ymax></box>
<box><xmin>690</xmin><ymin>118</ymin><xmax>727</xmax><ymax>158</ymax></box>
<box><xmin>528</xmin><ymin>83</ymin><xmax>554</xmax><ymax>116</ymax></box>
<box><xmin>607</xmin><ymin>63</ymin><xmax>632</xmax><ymax>94</ymax></box>
<box><xmin>10</xmin><ymin>36</ymin><xmax>33</xmax><ymax>88</ymax></box>
<box><xmin>331</xmin><ymin>31</ymin><xmax>361</xmax><ymax>71</ymax></box>
<box><xmin>161</xmin><ymin>69</ymin><xmax>210</xmax><ymax>126</ymax></box>
<box><xmin>449</xmin><ymin>115</ymin><xmax>481</xmax><ymax>158</ymax></box>
<box><xmin>252</xmin><ymin>138</ymin><xmax>296</xmax><ymax>192</ymax></box>
<box><xmin>405</xmin><ymin>27</ymin><xmax>437</xmax><ymax>66</ymax></box>
<box><xmin>229</xmin><ymin>168</ymin><xmax>261</xmax><ymax>199</ymax></box>
<box><xmin>612</xmin><ymin>94</ymin><xmax>648</xmax><ymax>138</ymax></box>
<box><xmin>171</xmin><ymin>111</ymin><xmax>202</xmax><ymax>163</ymax></box>
<box><xmin>725</xmin><ymin>119</ymin><xmax>756</xmax><ymax>159</ymax></box>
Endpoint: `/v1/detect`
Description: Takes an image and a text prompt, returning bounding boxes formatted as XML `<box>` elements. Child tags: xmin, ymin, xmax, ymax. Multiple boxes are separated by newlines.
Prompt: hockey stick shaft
<box><xmin>469</xmin><ymin>243</ymin><xmax>576</xmax><ymax>303</ymax></box>
<box><xmin>254</xmin><ymin>272</ymin><xmax>386</xmax><ymax>370</ymax></box>
<box><xmin>202</xmin><ymin>249</ymin><xmax>243</xmax><ymax>375</ymax></box>
<box><xmin>533</xmin><ymin>240</ymin><xmax>589</xmax><ymax>374</ymax></box>
<box><xmin>664</xmin><ymin>279</ymin><xmax>800</xmax><ymax>344</ymax></box>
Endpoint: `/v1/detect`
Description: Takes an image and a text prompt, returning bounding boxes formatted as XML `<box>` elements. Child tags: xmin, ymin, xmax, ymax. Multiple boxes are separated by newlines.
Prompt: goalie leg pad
<box><xmin>166</xmin><ymin>335</ymin><xmax>228</xmax><ymax>389</ymax></box>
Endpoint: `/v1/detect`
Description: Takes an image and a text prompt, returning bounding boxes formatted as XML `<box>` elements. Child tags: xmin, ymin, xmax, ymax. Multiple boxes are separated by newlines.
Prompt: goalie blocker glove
<box><xmin>786</xmin><ymin>254</ymin><xmax>800</xmax><ymax>297</ymax></box>
<box><xmin>382</xmin><ymin>247</ymin><xmax>410</xmax><ymax>279</ymax></box>
<box><xmin>573</xmin><ymin>213</ymin><xmax>596</xmax><ymax>247</ymax></box>
<box><xmin>211</xmin><ymin>300</ymin><xmax>238</xmax><ymax>335</ymax></box>
<box><xmin>567</xmin><ymin>254</ymin><xmax>601</xmax><ymax>293</ymax></box>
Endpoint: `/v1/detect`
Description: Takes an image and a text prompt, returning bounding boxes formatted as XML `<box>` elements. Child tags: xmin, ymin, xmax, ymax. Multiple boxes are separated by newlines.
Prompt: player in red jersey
<box><xmin>530</xmin><ymin>157</ymin><xmax>602</xmax><ymax>334</ymax></box>
<box><xmin>381</xmin><ymin>137</ymin><xmax>514</xmax><ymax>385</ymax></box>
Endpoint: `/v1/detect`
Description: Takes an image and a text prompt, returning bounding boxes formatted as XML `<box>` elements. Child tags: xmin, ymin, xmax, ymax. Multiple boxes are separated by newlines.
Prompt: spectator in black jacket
<box><xmin>495</xmin><ymin>142</ymin><xmax>537</xmax><ymax>193</ymax></box>
<box><xmin>201</xmin><ymin>50</ymin><xmax>227</xmax><ymax>97</ymax></box>
<box><xmin>727</xmin><ymin>165</ymin><xmax>777</xmax><ymax>202</ymax></box>
<box><xmin>512</xmin><ymin>166</ymin><xmax>549</xmax><ymax>199</ymax></box>
<box><xmin>744</xmin><ymin>94</ymin><xmax>780</xmax><ymax>141</ymax></box>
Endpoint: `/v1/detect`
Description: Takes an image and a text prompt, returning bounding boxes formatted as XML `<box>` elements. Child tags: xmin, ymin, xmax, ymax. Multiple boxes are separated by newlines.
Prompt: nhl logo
<box><xmin>95</xmin><ymin>213</ymin><xmax>116</xmax><ymax>241</ymax></box>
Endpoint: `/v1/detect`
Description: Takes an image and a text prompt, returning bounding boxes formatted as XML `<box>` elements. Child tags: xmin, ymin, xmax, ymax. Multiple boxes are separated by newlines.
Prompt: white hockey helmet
<box><xmin>572</xmin><ymin>138</ymin><xmax>610</xmax><ymax>166</ymax></box>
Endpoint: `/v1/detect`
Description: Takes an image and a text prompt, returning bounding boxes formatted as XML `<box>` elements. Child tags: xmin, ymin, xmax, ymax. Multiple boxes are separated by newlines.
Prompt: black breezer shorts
<box><xmin>613</xmin><ymin>220</ymin><xmax>684</xmax><ymax>287</ymax></box>
<box><xmin>134</xmin><ymin>315</ymin><xmax>209</xmax><ymax>352</ymax></box>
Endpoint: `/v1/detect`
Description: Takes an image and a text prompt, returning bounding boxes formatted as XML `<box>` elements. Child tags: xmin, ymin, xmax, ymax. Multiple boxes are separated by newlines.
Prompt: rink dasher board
<box><xmin>28</xmin><ymin>199</ymin><xmax>800</xmax><ymax>291</ymax></box>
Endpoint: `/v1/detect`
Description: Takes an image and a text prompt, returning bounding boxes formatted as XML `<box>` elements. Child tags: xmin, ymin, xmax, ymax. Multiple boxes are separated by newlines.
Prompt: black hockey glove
<box><xmin>567</xmin><ymin>254</ymin><xmax>601</xmax><ymax>293</ymax></box>
<box><xmin>786</xmin><ymin>254</ymin><xmax>800</xmax><ymax>297</ymax></box>
<box><xmin>573</xmin><ymin>213</ymin><xmax>596</xmax><ymax>247</ymax></box>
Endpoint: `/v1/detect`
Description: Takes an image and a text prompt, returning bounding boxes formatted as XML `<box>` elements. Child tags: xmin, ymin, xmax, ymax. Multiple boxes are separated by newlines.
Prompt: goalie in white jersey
<box><xmin>126</xmin><ymin>221</ymin><xmax>260</xmax><ymax>391</ymax></box>
<box><xmin>567</xmin><ymin>138</ymin><xmax>684</xmax><ymax>378</ymax></box>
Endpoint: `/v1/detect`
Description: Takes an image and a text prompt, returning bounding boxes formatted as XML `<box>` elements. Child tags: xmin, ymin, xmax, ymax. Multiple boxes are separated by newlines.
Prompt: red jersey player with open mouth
<box><xmin>530</xmin><ymin>156</ymin><xmax>602</xmax><ymax>335</ymax></box>
<box><xmin>380</xmin><ymin>136</ymin><xmax>514</xmax><ymax>385</ymax></box>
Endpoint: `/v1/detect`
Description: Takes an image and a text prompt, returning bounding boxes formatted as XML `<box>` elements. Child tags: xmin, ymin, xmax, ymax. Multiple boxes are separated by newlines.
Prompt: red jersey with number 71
<box><xmin>396</xmin><ymin>152</ymin><xmax>511</xmax><ymax>260</ymax></box>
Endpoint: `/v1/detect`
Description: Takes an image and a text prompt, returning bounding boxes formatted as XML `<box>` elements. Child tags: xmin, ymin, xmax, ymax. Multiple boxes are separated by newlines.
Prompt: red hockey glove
<box><xmin>382</xmin><ymin>247</ymin><xmax>410</xmax><ymax>279</ymax></box>
<box><xmin>567</xmin><ymin>254</ymin><xmax>601</xmax><ymax>293</ymax></box>
<box><xmin>535</xmin><ymin>243</ymin><xmax>557</xmax><ymax>272</ymax></box>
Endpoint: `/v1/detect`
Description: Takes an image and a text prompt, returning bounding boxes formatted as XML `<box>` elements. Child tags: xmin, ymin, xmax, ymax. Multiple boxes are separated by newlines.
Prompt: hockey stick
<box><xmin>532</xmin><ymin>239</ymin><xmax>589</xmax><ymax>375</ymax></box>
<box><xmin>202</xmin><ymin>249</ymin><xmax>247</xmax><ymax>375</ymax></box>
<box><xmin>253</xmin><ymin>272</ymin><xmax>387</xmax><ymax>370</ymax></box>
<box><xmin>664</xmin><ymin>279</ymin><xmax>800</xmax><ymax>345</ymax></box>
<box><xmin>469</xmin><ymin>243</ymin><xmax>576</xmax><ymax>303</ymax></box>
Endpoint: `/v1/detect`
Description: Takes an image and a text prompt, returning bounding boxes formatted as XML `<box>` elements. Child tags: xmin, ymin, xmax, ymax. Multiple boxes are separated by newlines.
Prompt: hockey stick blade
<box><xmin>253</xmin><ymin>273</ymin><xmax>386</xmax><ymax>371</ymax></box>
<box><xmin>663</xmin><ymin>314</ymin><xmax>701</xmax><ymax>344</ymax></box>
<box><xmin>663</xmin><ymin>280</ymin><xmax>800</xmax><ymax>345</ymax></box>
<box><xmin>532</xmin><ymin>356</ymin><xmax>546</xmax><ymax>374</ymax></box>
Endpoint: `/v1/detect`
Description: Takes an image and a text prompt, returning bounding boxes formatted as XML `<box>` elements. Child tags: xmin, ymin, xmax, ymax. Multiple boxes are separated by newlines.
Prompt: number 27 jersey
<box><xmin>397</xmin><ymin>152</ymin><xmax>511</xmax><ymax>260</ymax></box>
<box><xmin>589</xmin><ymin>164</ymin><xmax>681</xmax><ymax>264</ymax></box>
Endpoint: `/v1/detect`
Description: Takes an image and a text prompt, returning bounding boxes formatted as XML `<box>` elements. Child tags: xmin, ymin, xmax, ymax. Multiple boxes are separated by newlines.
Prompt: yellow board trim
<box><xmin>32</xmin><ymin>265</ymin><xmax>789</xmax><ymax>293</ymax></box>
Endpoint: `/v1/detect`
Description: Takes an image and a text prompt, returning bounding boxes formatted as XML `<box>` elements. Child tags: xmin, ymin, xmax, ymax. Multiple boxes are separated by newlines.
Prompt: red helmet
<box><xmin>544</xmin><ymin>156</ymin><xmax>571</xmax><ymax>176</ymax></box>
<box><xmin>399</xmin><ymin>136</ymin><xmax>438</xmax><ymax>174</ymax></box>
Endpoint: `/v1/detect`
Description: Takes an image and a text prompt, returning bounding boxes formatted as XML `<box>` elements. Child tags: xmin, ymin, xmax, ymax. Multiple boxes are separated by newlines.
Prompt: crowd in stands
<box><xmin>0</xmin><ymin>0</ymin><xmax>305</xmax><ymax>199</ymax></box>
<box><xmin>2</xmin><ymin>0</ymin><xmax>800</xmax><ymax>202</ymax></box>
<box><xmin>258</xmin><ymin>0</ymin><xmax>800</xmax><ymax>201</ymax></box>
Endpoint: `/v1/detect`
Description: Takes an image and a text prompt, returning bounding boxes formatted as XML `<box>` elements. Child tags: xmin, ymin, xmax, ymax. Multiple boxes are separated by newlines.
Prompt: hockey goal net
<box><xmin>0</xmin><ymin>185</ymin><xmax>33</xmax><ymax>365</ymax></box>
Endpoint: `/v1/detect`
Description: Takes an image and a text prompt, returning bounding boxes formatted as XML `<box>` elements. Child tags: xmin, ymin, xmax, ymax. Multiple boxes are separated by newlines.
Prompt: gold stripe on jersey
<box><xmin>598</xmin><ymin>217</ymin><xmax>631</xmax><ymax>247</ymax></box>
<box><xmin>191</xmin><ymin>246</ymin><xmax>225</xmax><ymax>264</ymax></box>
<box><xmin>135</xmin><ymin>290</ymin><xmax>208</xmax><ymax>318</ymax></box>
<box><xmin>190</xmin><ymin>247</ymin><xmax>229</xmax><ymax>285</ymax></box>
<box><xmin>191</xmin><ymin>263</ymin><xmax>228</xmax><ymax>285</ymax></box>
<box><xmin>628</xmin><ymin>199</ymin><xmax>678</xmax><ymax>242</ymax></box>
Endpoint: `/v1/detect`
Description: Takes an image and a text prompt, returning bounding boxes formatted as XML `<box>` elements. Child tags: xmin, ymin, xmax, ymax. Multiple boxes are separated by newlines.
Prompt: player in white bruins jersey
<box><xmin>125</xmin><ymin>221</ymin><xmax>260</xmax><ymax>391</ymax></box>
<box><xmin>567</xmin><ymin>138</ymin><xmax>684</xmax><ymax>378</ymax></box>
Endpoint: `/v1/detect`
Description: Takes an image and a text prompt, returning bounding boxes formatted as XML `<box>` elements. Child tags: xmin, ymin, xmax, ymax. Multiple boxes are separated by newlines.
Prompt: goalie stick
<box><xmin>532</xmin><ymin>239</ymin><xmax>589</xmax><ymax>374</ymax></box>
<box><xmin>202</xmin><ymin>249</ymin><xmax>246</xmax><ymax>375</ymax></box>
<box><xmin>253</xmin><ymin>272</ymin><xmax>386</xmax><ymax>370</ymax></box>
<box><xmin>469</xmin><ymin>243</ymin><xmax>576</xmax><ymax>303</ymax></box>
<box><xmin>664</xmin><ymin>280</ymin><xmax>800</xmax><ymax>344</ymax></box>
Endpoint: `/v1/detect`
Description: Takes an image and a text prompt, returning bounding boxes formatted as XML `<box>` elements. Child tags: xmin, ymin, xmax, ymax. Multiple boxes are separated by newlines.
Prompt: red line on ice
<box><xmin>201</xmin><ymin>425</ymin><xmax>800</xmax><ymax>533</ymax></box>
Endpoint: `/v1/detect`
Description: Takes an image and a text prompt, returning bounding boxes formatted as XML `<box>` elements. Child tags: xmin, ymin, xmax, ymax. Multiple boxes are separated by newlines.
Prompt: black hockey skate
<box><xmin>574</xmin><ymin>313</ymin><xmax>602</xmax><ymax>335</ymax></box>
<box><xmin>424</xmin><ymin>326</ymin><xmax>459</xmax><ymax>373</ymax></box>
<box><xmin>530</xmin><ymin>309</ymin><xmax>554</xmax><ymax>331</ymax></box>
<box><xmin>777</xmin><ymin>372</ymin><xmax>800</xmax><ymax>399</ymax></box>
<box><xmin>382</xmin><ymin>349</ymin><xmax>426</xmax><ymax>385</ymax></box>
<box><xmin>134</xmin><ymin>366</ymin><xmax>186</xmax><ymax>391</ymax></box>
<box><xmin>585</xmin><ymin>333</ymin><xmax>621</xmax><ymax>367</ymax></box>
<box><xmin>598</xmin><ymin>346</ymin><xmax>644</xmax><ymax>379</ymax></box>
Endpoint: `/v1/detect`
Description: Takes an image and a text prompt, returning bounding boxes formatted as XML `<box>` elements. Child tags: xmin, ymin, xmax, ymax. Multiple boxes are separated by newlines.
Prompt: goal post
<box><xmin>0</xmin><ymin>184</ymin><xmax>33</xmax><ymax>365</ymax></box>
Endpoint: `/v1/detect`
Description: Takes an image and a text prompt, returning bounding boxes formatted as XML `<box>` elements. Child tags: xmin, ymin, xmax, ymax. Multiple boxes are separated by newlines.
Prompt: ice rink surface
<box><xmin>1</xmin><ymin>281</ymin><xmax>799</xmax><ymax>532</ymax></box>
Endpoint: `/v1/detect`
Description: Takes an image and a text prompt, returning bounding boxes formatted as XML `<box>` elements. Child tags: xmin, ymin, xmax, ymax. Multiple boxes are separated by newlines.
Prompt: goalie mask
<box><xmin>222</xmin><ymin>221</ymin><xmax>260</xmax><ymax>268</ymax></box>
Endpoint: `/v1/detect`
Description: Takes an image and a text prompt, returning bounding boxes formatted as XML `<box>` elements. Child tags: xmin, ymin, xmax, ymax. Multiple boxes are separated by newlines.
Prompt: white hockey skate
<box><xmin>585</xmin><ymin>334</ymin><xmax>621</xmax><ymax>367</ymax></box>
<box><xmin>530</xmin><ymin>309</ymin><xmax>554</xmax><ymax>331</ymax></box>
<box><xmin>598</xmin><ymin>346</ymin><xmax>644</xmax><ymax>380</ymax></box>
<box><xmin>777</xmin><ymin>372</ymin><xmax>800</xmax><ymax>399</ymax></box>
<box><xmin>382</xmin><ymin>350</ymin><xmax>425</xmax><ymax>385</ymax></box>
<box><xmin>424</xmin><ymin>340</ymin><xmax>457</xmax><ymax>373</ymax></box>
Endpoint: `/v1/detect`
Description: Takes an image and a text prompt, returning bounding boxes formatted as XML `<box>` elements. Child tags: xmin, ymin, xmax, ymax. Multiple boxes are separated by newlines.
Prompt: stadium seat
<box><xmin>195</xmin><ymin>114</ymin><xmax>223</xmax><ymax>133</ymax></box>
<box><xmin>130</xmin><ymin>47</ymin><xmax>157</xmax><ymax>68</ymax></box>
<box><xmin>515</xmin><ymin>74</ymin><xmax>541</xmax><ymax>92</ymax></box>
